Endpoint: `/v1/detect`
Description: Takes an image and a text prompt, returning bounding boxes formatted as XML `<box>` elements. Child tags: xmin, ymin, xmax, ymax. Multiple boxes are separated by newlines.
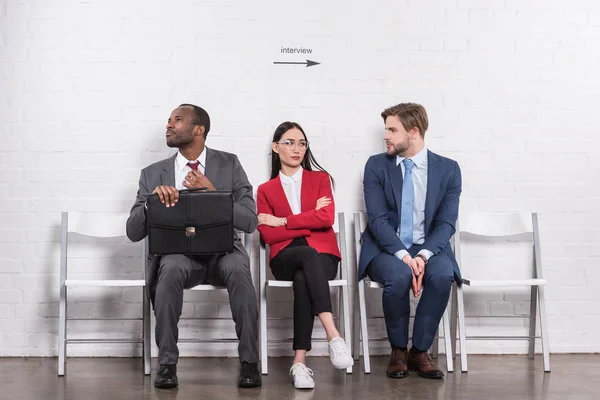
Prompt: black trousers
<box><xmin>270</xmin><ymin>238</ymin><xmax>339</xmax><ymax>351</ymax></box>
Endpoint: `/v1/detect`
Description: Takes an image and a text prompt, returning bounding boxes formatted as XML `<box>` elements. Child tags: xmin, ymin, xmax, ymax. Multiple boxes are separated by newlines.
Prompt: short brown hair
<box><xmin>381</xmin><ymin>103</ymin><xmax>429</xmax><ymax>138</ymax></box>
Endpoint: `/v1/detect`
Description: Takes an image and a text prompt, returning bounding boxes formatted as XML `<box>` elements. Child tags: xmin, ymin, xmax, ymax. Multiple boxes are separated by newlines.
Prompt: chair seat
<box><xmin>464</xmin><ymin>278</ymin><xmax>547</xmax><ymax>287</ymax></box>
<box><xmin>363</xmin><ymin>279</ymin><xmax>383</xmax><ymax>289</ymax></box>
<box><xmin>267</xmin><ymin>279</ymin><xmax>348</xmax><ymax>288</ymax></box>
<box><xmin>65</xmin><ymin>279</ymin><xmax>145</xmax><ymax>287</ymax></box>
<box><xmin>188</xmin><ymin>284</ymin><xmax>226</xmax><ymax>290</ymax></box>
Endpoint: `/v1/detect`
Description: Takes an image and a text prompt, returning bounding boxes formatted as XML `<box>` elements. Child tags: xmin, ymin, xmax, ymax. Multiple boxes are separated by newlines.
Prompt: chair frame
<box><xmin>259</xmin><ymin>212</ymin><xmax>352</xmax><ymax>375</ymax></box>
<box><xmin>352</xmin><ymin>212</ymin><xmax>454</xmax><ymax>374</ymax></box>
<box><xmin>58</xmin><ymin>212</ymin><xmax>151</xmax><ymax>376</ymax></box>
<box><xmin>453</xmin><ymin>212</ymin><xmax>550</xmax><ymax>372</ymax></box>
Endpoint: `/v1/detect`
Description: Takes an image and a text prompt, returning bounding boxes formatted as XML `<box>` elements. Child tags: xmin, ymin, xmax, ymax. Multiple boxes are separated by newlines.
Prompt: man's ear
<box><xmin>194</xmin><ymin>125</ymin><xmax>206</xmax><ymax>137</ymax></box>
<box><xmin>410</xmin><ymin>127</ymin><xmax>420</xmax><ymax>138</ymax></box>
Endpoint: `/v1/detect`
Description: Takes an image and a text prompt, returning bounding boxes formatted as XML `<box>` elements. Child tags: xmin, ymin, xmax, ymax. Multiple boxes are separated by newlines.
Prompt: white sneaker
<box><xmin>289</xmin><ymin>363</ymin><xmax>315</xmax><ymax>389</ymax></box>
<box><xmin>328</xmin><ymin>337</ymin><xmax>354</xmax><ymax>369</ymax></box>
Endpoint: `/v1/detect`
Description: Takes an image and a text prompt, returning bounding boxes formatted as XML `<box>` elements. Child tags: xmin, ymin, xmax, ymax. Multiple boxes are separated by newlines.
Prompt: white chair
<box><xmin>58</xmin><ymin>212</ymin><xmax>150</xmax><ymax>376</ymax></box>
<box><xmin>177</xmin><ymin>231</ymin><xmax>252</xmax><ymax>347</ymax></box>
<box><xmin>352</xmin><ymin>212</ymin><xmax>454</xmax><ymax>374</ymax></box>
<box><xmin>453</xmin><ymin>212</ymin><xmax>550</xmax><ymax>372</ymax></box>
<box><xmin>259</xmin><ymin>212</ymin><xmax>352</xmax><ymax>375</ymax></box>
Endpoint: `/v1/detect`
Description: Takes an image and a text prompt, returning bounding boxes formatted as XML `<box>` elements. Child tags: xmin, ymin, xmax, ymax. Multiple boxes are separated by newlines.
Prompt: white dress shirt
<box><xmin>394</xmin><ymin>147</ymin><xmax>434</xmax><ymax>261</ymax></box>
<box><xmin>279</xmin><ymin>167</ymin><xmax>303</xmax><ymax>215</ymax></box>
<box><xmin>174</xmin><ymin>149</ymin><xmax>206</xmax><ymax>190</ymax></box>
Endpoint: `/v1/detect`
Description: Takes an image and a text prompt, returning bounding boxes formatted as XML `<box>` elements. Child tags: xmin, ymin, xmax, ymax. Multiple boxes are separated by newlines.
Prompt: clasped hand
<box><xmin>402</xmin><ymin>255</ymin><xmax>426</xmax><ymax>297</ymax></box>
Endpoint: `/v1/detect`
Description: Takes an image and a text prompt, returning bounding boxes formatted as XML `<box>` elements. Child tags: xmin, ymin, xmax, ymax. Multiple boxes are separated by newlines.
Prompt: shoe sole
<box><xmin>415</xmin><ymin>371</ymin><xmax>444</xmax><ymax>379</ymax></box>
<box><xmin>386</xmin><ymin>371</ymin><xmax>409</xmax><ymax>379</ymax></box>
<box><xmin>239</xmin><ymin>382</ymin><xmax>262</xmax><ymax>388</ymax></box>
<box><xmin>331</xmin><ymin>359</ymin><xmax>355</xmax><ymax>369</ymax></box>
<box><xmin>154</xmin><ymin>383</ymin><xmax>178</xmax><ymax>389</ymax></box>
<box><xmin>295</xmin><ymin>383</ymin><xmax>315</xmax><ymax>389</ymax></box>
<box><xmin>408</xmin><ymin>365</ymin><xmax>444</xmax><ymax>379</ymax></box>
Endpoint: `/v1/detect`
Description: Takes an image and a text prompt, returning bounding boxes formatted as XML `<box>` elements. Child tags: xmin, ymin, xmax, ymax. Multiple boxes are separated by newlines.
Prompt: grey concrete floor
<box><xmin>0</xmin><ymin>355</ymin><xmax>597</xmax><ymax>400</ymax></box>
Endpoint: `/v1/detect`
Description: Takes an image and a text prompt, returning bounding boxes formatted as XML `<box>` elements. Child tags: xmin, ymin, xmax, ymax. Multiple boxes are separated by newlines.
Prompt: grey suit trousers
<box><xmin>154</xmin><ymin>246</ymin><xmax>258</xmax><ymax>365</ymax></box>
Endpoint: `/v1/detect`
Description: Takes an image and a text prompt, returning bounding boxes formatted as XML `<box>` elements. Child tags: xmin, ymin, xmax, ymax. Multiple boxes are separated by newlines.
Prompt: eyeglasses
<box><xmin>277</xmin><ymin>140</ymin><xmax>309</xmax><ymax>151</ymax></box>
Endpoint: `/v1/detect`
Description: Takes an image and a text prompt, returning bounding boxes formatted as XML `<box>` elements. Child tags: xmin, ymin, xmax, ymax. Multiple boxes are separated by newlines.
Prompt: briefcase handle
<box><xmin>179</xmin><ymin>187</ymin><xmax>210</xmax><ymax>193</ymax></box>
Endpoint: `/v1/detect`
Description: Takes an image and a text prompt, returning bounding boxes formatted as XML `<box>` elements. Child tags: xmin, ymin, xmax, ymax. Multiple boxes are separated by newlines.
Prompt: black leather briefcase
<box><xmin>146</xmin><ymin>188</ymin><xmax>234</xmax><ymax>255</ymax></box>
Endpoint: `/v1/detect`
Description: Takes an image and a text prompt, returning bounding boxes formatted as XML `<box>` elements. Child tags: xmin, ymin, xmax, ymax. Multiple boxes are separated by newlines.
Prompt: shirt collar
<box><xmin>176</xmin><ymin>148</ymin><xmax>206</xmax><ymax>171</ymax></box>
<box><xmin>396</xmin><ymin>146</ymin><xmax>428</xmax><ymax>169</ymax></box>
<box><xmin>279</xmin><ymin>167</ymin><xmax>303</xmax><ymax>184</ymax></box>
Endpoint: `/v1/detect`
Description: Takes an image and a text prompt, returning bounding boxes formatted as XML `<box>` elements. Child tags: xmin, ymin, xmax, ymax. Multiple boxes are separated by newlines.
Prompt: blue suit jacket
<box><xmin>358</xmin><ymin>150</ymin><xmax>462</xmax><ymax>282</ymax></box>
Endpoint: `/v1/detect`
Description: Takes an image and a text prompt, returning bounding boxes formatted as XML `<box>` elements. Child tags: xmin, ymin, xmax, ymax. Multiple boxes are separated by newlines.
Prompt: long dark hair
<box><xmin>270</xmin><ymin>121</ymin><xmax>335</xmax><ymax>187</ymax></box>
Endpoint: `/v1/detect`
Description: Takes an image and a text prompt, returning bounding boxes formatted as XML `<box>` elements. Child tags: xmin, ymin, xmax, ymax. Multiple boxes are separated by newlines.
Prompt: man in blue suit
<box><xmin>359</xmin><ymin>103</ymin><xmax>462</xmax><ymax>379</ymax></box>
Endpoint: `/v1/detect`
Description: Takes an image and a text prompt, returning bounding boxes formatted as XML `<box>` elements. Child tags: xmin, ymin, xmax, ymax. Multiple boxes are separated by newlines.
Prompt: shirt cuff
<box><xmin>417</xmin><ymin>249</ymin><xmax>434</xmax><ymax>261</ymax></box>
<box><xmin>394</xmin><ymin>249</ymin><xmax>409</xmax><ymax>262</ymax></box>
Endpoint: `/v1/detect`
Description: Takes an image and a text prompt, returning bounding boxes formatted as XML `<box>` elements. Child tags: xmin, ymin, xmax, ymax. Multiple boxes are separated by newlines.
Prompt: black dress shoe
<box><xmin>238</xmin><ymin>361</ymin><xmax>262</xmax><ymax>388</ymax></box>
<box><xmin>155</xmin><ymin>364</ymin><xmax>178</xmax><ymax>389</ymax></box>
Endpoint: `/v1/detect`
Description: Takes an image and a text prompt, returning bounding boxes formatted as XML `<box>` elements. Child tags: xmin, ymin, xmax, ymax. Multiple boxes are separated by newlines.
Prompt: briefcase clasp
<box><xmin>185</xmin><ymin>226</ymin><xmax>196</xmax><ymax>238</ymax></box>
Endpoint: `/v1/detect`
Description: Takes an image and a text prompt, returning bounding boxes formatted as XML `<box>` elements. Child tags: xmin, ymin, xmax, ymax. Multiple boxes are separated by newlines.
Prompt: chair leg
<box><xmin>341</xmin><ymin>284</ymin><xmax>353</xmax><ymax>374</ymax></box>
<box><xmin>528</xmin><ymin>285</ymin><xmax>538</xmax><ymax>359</ymax></box>
<box><xmin>358</xmin><ymin>281</ymin><xmax>371</xmax><ymax>374</ymax></box>
<box><xmin>58</xmin><ymin>285</ymin><xmax>67</xmax><ymax>376</ymax></box>
<box><xmin>538</xmin><ymin>285</ymin><xmax>551</xmax><ymax>372</ymax></box>
<box><xmin>353</xmin><ymin>284</ymin><xmax>360</xmax><ymax>361</ymax></box>
<box><xmin>143</xmin><ymin>288</ymin><xmax>151</xmax><ymax>375</ymax></box>
<box><xmin>450</xmin><ymin>283</ymin><xmax>458</xmax><ymax>359</ymax></box>
<box><xmin>432</xmin><ymin>328</ymin><xmax>439</xmax><ymax>359</ymax></box>
<box><xmin>442</xmin><ymin>306</ymin><xmax>454</xmax><ymax>372</ymax></box>
<box><xmin>260</xmin><ymin>284</ymin><xmax>268</xmax><ymax>375</ymax></box>
<box><xmin>456</xmin><ymin>285</ymin><xmax>468</xmax><ymax>372</ymax></box>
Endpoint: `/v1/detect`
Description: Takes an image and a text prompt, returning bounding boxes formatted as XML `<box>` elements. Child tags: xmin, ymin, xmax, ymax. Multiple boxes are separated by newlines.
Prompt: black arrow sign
<box><xmin>273</xmin><ymin>59</ymin><xmax>320</xmax><ymax>68</ymax></box>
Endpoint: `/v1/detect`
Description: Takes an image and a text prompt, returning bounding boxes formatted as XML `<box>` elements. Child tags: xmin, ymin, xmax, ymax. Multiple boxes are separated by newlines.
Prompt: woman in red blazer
<box><xmin>257</xmin><ymin>122</ymin><xmax>353</xmax><ymax>389</ymax></box>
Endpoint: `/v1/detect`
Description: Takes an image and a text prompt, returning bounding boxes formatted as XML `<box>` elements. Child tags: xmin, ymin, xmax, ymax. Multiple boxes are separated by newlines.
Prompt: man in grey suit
<box><xmin>126</xmin><ymin>104</ymin><xmax>261</xmax><ymax>389</ymax></box>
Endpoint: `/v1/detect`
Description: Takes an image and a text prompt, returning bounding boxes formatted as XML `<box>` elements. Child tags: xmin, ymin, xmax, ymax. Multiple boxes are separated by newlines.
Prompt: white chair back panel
<box><xmin>460</xmin><ymin>212</ymin><xmax>533</xmax><ymax>237</ymax></box>
<box><xmin>66</xmin><ymin>212</ymin><xmax>129</xmax><ymax>237</ymax></box>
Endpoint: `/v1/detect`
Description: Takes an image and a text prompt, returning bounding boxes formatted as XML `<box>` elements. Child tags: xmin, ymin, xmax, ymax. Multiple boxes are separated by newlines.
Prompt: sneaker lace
<box><xmin>290</xmin><ymin>363</ymin><xmax>314</xmax><ymax>379</ymax></box>
<box><xmin>330</xmin><ymin>337</ymin><xmax>347</xmax><ymax>355</ymax></box>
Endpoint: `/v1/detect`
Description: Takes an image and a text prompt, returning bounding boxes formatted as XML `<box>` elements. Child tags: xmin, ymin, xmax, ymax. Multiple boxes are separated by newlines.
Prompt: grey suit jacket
<box><xmin>126</xmin><ymin>147</ymin><xmax>257</xmax><ymax>303</ymax></box>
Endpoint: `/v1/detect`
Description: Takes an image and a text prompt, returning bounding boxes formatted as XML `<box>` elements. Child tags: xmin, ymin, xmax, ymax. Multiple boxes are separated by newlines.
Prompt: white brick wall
<box><xmin>1</xmin><ymin>0</ymin><xmax>599</xmax><ymax>357</ymax></box>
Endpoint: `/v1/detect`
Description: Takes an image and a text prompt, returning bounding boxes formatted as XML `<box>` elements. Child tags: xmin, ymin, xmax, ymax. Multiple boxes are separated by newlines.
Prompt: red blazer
<box><xmin>257</xmin><ymin>169</ymin><xmax>341</xmax><ymax>261</ymax></box>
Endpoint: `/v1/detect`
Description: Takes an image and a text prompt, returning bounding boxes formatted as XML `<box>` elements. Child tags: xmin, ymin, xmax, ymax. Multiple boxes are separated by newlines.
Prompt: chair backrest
<box><xmin>259</xmin><ymin>212</ymin><xmax>349</xmax><ymax>282</ymax></box>
<box><xmin>454</xmin><ymin>212</ymin><xmax>543</xmax><ymax>279</ymax></box>
<box><xmin>62</xmin><ymin>212</ymin><xmax>129</xmax><ymax>238</ymax></box>
<box><xmin>459</xmin><ymin>212</ymin><xmax>534</xmax><ymax>237</ymax></box>
<box><xmin>60</xmin><ymin>211</ymin><xmax>141</xmax><ymax>282</ymax></box>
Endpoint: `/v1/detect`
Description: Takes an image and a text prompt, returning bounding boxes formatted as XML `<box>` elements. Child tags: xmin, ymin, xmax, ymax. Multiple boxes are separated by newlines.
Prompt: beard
<box><xmin>166</xmin><ymin>131</ymin><xmax>193</xmax><ymax>148</ymax></box>
<box><xmin>386</xmin><ymin>137</ymin><xmax>411</xmax><ymax>156</ymax></box>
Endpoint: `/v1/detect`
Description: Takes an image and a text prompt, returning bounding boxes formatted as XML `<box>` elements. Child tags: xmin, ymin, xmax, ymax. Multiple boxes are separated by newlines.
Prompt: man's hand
<box><xmin>183</xmin><ymin>170</ymin><xmax>216</xmax><ymax>191</ymax></box>
<box><xmin>315</xmin><ymin>196</ymin><xmax>331</xmax><ymax>210</ymax></box>
<box><xmin>257</xmin><ymin>213</ymin><xmax>286</xmax><ymax>227</ymax></box>
<box><xmin>402</xmin><ymin>254</ymin><xmax>423</xmax><ymax>297</ymax></box>
<box><xmin>414</xmin><ymin>256</ymin><xmax>426</xmax><ymax>297</ymax></box>
<box><xmin>152</xmin><ymin>185</ymin><xmax>179</xmax><ymax>208</ymax></box>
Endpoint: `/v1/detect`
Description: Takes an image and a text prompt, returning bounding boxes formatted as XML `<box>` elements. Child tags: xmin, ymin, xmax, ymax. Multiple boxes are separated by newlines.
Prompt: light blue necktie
<box><xmin>399</xmin><ymin>159</ymin><xmax>415</xmax><ymax>249</ymax></box>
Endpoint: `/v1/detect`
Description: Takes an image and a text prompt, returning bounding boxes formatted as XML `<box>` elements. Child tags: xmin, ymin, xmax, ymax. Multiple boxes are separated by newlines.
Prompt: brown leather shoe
<box><xmin>407</xmin><ymin>348</ymin><xmax>444</xmax><ymax>379</ymax></box>
<box><xmin>386</xmin><ymin>347</ymin><xmax>409</xmax><ymax>378</ymax></box>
